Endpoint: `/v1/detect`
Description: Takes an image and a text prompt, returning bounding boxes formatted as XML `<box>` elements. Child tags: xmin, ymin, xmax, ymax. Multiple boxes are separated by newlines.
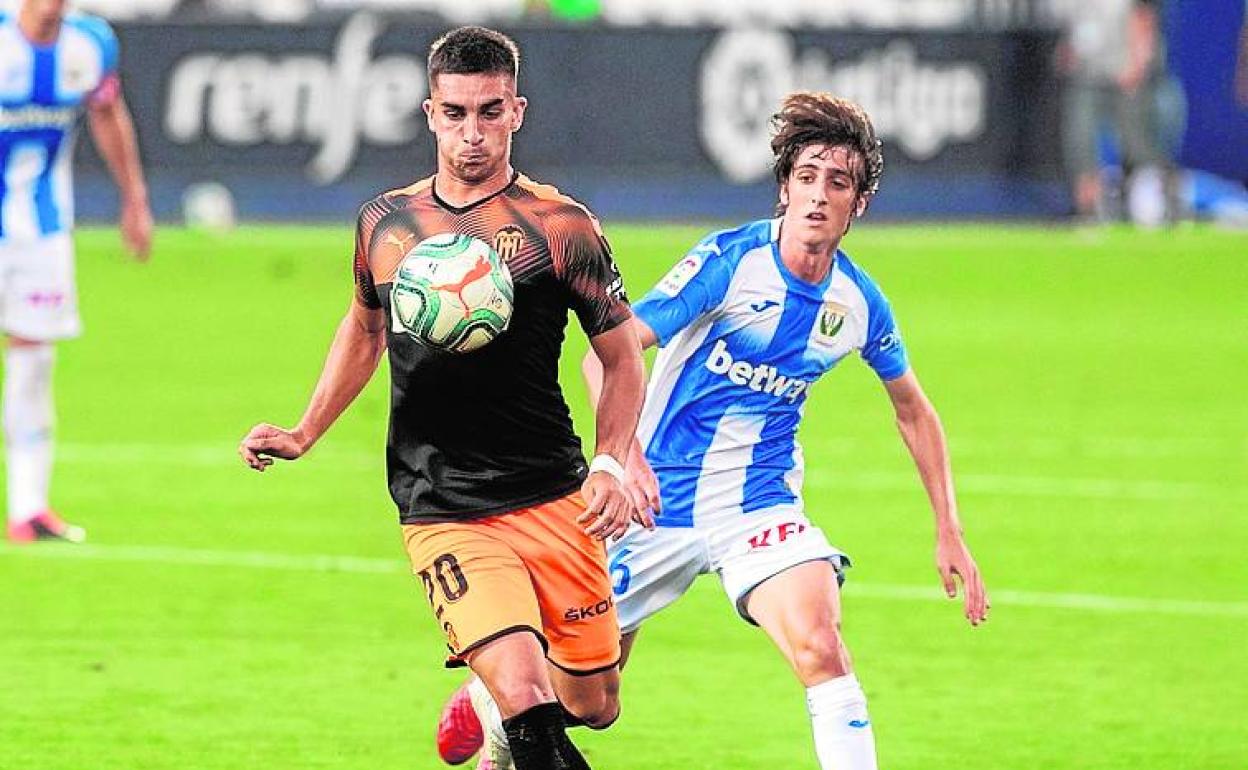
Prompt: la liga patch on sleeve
<box><xmin>656</xmin><ymin>253</ymin><xmax>704</xmax><ymax>297</ymax></box>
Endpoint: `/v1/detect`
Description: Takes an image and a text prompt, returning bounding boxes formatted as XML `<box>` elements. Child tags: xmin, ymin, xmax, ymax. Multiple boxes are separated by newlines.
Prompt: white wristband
<box><xmin>588</xmin><ymin>453</ymin><xmax>627</xmax><ymax>484</ymax></box>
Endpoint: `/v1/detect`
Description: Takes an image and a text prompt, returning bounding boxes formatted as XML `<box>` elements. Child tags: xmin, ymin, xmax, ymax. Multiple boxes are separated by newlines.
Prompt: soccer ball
<box><xmin>390</xmin><ymin>233</ymin><xmax>515</xmax><ymax>353</ymax></box>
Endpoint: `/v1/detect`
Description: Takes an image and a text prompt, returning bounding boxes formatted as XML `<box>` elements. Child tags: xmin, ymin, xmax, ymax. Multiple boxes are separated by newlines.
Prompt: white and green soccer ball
<box><xmin>390</xmin><ymin>234</ymin><xmax>515</xmax><ymax>354</ymax></box>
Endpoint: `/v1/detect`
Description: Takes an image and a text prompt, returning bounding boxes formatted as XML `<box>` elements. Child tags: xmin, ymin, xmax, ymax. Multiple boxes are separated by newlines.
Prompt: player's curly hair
<box><xmin>770</xmin><ymin>92</ymin><xmax>884</xmax><ymax>199</ymax></box>
<box><xmin>428</xmin><ymin>26</ymin><xmax>520</xmax><ymax>84</ymax></box>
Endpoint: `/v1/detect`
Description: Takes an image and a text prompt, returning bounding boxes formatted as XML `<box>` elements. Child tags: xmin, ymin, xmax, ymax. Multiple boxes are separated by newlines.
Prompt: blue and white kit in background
<box><xmin>609</xmin><ymin>218</ymin><xmax>910</xmax><ymax>632</ymax></box>
<box><xmin>0</xmin><ymin>12</ymin><xmax>119</xmax><ymax>341</ymax></box>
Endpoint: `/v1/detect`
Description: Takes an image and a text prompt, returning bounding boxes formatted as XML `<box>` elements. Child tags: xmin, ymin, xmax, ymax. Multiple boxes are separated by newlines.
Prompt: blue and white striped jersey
<box><xmin>0</xmin><ymin>12</ymin><xmax>118</xmax><ymax>242</ymax></box>
<box><xmin>634</xmin><ymin>218</ymin><xmax>908</xmax><ymax>527</ymax></box>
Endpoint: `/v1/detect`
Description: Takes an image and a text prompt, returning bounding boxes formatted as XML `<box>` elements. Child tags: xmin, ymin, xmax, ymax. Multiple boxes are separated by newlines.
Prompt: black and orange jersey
<box><xmin>353</xmin><ymin>171</ymin><xmax>631</xmax><ymax>523</ymax></box>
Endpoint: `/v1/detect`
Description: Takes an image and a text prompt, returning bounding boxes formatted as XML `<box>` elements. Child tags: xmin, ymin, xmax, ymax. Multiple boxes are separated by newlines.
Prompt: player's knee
<box><xmin>491</xmin><ymin>679</ymin><xmax>557</xmax><ymax>716</ymax></box>
<box><xmin>564</xmin><ymin>682</ymin><xmax>620</xmax><ymax>730</ymax></box>
<box><xmin>579</xmin><ymin>692</ymin><xmax>620</xmax><ymax>730</ymax></box>
<box><xmin>791</xmin><ymin>626</ymin><xmax>850</xmax><ymax>682</ymax></box>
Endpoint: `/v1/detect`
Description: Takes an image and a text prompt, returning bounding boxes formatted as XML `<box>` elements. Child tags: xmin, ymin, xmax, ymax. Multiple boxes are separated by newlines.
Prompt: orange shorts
<box><xmin>401</xmin><ymin>492</ymin><xmax>620</xmax><ymax>675</ymax></box>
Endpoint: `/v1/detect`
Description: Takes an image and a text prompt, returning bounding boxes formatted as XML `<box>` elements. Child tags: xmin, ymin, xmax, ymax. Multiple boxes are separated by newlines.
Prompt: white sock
<box><xmin>467</xmin><ymin>676</ymin><xmax>508</xmax><ymax>746</ymax></box>
<box><xmin>807</xmin><ymin>673</ymin><xmax>878</xmax><ymax>770</ymax></box>
<box><xmin>4</xmin><ymin>345</ymin><xmax>56</xmax><ymax>524</ymax></box>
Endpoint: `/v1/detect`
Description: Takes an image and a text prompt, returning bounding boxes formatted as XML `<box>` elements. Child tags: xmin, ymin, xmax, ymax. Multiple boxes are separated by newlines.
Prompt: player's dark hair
<box><xmin>427</xmin><ymin>26</ymin><xmax>520</xmax><ymax>86</ymax></box>
<box><xmin>771</xmin><ymin>92</ymin><xmax>884</xmax><ymax>201</ymax></box>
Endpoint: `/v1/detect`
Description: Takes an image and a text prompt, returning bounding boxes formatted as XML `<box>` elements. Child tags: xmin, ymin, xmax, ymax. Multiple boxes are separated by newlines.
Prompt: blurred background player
<box><xmin>239</xmin><ymin>26</ymin><xmax>646</xmax><ymax>770</ymax></box>
<box><xmin>582</xmin><ymin>92</ymin><xmax>990</xmax><ymax>770</ymax></box>
<box><xmin>1</xmin><ymin>0</ymin><xmax>152</xmax><ymax>543</ymax></box>
<box><xmin>1056</xmin><ymin>0</ymin><xmax>1176</xmax><ymax>225</ymax></box>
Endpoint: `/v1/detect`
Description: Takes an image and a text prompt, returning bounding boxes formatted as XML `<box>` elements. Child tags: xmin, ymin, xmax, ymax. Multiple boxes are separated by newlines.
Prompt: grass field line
<box><xmin>3</xmin><ymin>542</ymin><xmax>1246</xmax><ymax>619</ymax></box>
<box><xmin>805</xmin><ymin>470</ymin><xmax>1245</xmax><ymax>503</ymax></box>
<box><xmin>50</xmin><ymin>443</ymin><xmax>1246</xmax><ymax>503</ymax></box>
<box><xmin>813</xmin><ymin>434</ymin><xmax>1244</xmax><ymax>461</ymax></box>
<box><xmin>59</xmin><ymin>434</ymin><xmax>1245</xmax><ymax>464</ymax></box>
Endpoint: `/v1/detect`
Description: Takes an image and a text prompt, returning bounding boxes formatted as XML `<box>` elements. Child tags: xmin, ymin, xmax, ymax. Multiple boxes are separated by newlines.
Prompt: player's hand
<box><xmin>120</xmin><ymin>198</ymin><xmax>153</xmax><ymax>262</ymax></box>
<box><xmin>936</xmin><ymin>533</ymin><xmax>989</xmax><ymax>626</ymax></box>
<box><xmin>578</xmin><ymin>472</ymin><xmax>639</xmax><ymax>542</ymax></box>
<box><xmin>1116</xmin><ymin>65</ymin><xmax>1147</xmax><ymax>96</ymax></box>
<box><xmin>239</xmin><ymin>423</ymin><xmax>307</xmax><ymax>472</ymax></box>
<box><xmin>624</xmin><ymin>444</ymin><xmax>661</xmax><ymax>522</ymax></box>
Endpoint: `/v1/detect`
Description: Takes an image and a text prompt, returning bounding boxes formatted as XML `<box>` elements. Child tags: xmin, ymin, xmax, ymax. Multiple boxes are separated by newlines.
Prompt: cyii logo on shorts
<box><xmin>563</xmin><ymin>595</ymin><xmax>614</xmax><ymax>623</ymax></box>
<box><xmin>24</xmin><ymin>291</ymin><xmax>65</xmax><ymax>308</ymax></box>
<box><xmin>747</xmin><ymin>521</ymin><xmax>807</xmax><ymax>550</ymax></box>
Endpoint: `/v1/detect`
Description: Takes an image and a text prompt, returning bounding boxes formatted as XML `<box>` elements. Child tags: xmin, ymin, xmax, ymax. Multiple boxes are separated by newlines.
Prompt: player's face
<box><xmin>20</xmin><ymin>0</ymin><xmax>67</xmax><ymax>32</ymax></box>
<box><xmin>424</xmin><ymin>73</ymin><xmax>527</xmax><ymax>185</ymax></box>
<box><xmin>778</xmin><ymin>144</ymin><xmax>867</xmax><ymax>246</ymax></box>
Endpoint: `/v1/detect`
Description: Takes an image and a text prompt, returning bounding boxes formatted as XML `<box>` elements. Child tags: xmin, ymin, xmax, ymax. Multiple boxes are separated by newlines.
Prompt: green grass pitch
<box><xmin>1</xmin><ymin>223</ymin><xmax>1245</xmax><ymax>769</ymax></box>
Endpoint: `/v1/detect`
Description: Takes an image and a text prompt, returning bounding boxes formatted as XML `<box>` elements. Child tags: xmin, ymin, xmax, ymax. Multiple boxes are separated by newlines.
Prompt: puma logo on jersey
<box><xmin>704</xmin><ymin>340</ymin><xmax>810</xmax><ymax>402</ymax></box>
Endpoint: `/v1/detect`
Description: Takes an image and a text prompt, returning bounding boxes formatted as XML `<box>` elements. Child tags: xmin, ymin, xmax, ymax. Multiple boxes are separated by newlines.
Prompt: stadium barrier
<box><xmin>76</xmin><ymin>16</ymin><xmax>1069</xmax><ymax>222</ymax></box>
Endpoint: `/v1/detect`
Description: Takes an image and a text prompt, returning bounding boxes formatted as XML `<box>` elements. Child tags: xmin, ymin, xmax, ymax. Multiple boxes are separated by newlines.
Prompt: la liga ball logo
<box><xmin>390</xmin><ymin>233</ymin><xmax>515</xmax><ymax>354</ymax></box>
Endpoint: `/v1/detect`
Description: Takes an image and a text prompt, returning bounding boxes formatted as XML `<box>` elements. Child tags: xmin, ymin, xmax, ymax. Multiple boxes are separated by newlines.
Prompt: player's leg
<box><xmin>4</xmin><ymin>337</ymin><xmax>56</xmax><ymax>539</ymax></box>
<box><xmin>746</xmin><ymin>560</ymin><xmax>852</xmax><ymax>682</ymax></box>
<box><xmin>609</xmin><ymin>519</ymin><xmax>705</xmax><ymax>673</ymax></box>
<box><xmin>549</xmin><ymin>518</ymin><xmax>703</xmax><ymax>717</ymax></box>
<box><xmin>434</xmin><ymin>507</ymin><xmax>704</xmax><ymax>764</ymax></box>
<box><xmin>504</xmin><ymin>493</ymin><xmax>622</xmax><ymax>733</ymax></box>
<box><xmin>747</xmin><ymin>563</ymin><xmax>876</xmax><ymax>770</ymax></box>
<box><xmin>440</xmin><ymin>643</ymin><xmax>631</xmax><ymax>765</ymax></box>
<box><xmin>547</xmin><ymin>666</ymin><xmax>619</xmax><ymax>729</ymax></box>
<box><xmin>618</xmin><ymin>629</ymin><xmax>640</xmax><ymax>670</ymax></box>
<box><xmin>1062</xmin><ymin>80</ymin><xmax>1104</xmax><ymax>219</ymax></box>
<box><xmin>541</xmin><ymin>496</ymin><xmax>708</xmax><ymax>726</ymax></box>
<box><xmin>404</xmin><ymin>520</ymin><xmax>592</xmax><ymax>770</ymax></box>
<box><xmin>441</xmin><ymin>647</ymin><xmax>626</xmax><ymax>766</ymax></box>
<box><xmin>465</xmin><ymin>632</ymin><xmax>593</xmax><ymax>770</ymax></box>
<box><xmin>717</xmin><ymin>512</ymin><xmax>874</xmax><ymax>770</ymax></box>
<box><xmin>3</xmin><ymin>235</ymin><xmax>83</xmax><ymax>543</ymax></box>
<box><xmin>1115</xmin><ymin>82</ymin><xmax>1172</xmax><ymax>227</ymax></box>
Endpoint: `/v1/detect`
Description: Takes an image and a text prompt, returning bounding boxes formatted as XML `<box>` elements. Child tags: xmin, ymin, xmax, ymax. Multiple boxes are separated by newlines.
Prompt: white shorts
<box><xmin>609</xmin><ymin>506</ymin><xmax>849</xmax><ymax>633</ymax></box>
<box><xmin>0</xmin><ymin>233</ymin><xmax>82</xmax><ymax>342</ymax></box>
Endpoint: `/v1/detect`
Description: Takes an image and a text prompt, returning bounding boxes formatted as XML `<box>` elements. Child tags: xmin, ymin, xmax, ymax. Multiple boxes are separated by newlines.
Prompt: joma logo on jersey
<box><xmin>704</xmin><ymin>340</ymin><xmax>810</xmax><ymax>402</ymax></box>
<box><xmin>564</xmin><ymin>596</ymin><xmax>614</xmax><ymax>622</ymax></box>
<box><xmin>817</xmin><ymin>301</ymin><xmax>848</xmax><ymax>340</ymax></box>
<box><xmin>493</xmin><ymin>225</ymin><xmax>525</xmax><ymax>261</ymax></box>
<box><xmin>747</xmin><ymin>521</ymin><xmax>808</xmax><ymax>549</ymax></box>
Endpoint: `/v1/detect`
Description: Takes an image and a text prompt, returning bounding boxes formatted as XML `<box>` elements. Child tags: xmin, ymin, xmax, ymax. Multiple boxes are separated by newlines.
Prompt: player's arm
<box><xmin>86</xmin><ymin>85</ymin><xmax>152</xmax><ymax>261</ymax></box>
<box><xmin>583</xmin><ymin>238</ymin><xmax>727</xmax><ymax>516</ymax></box>
<box><xmin>558</xmin><ymin>211</ymin><xmax>648</xmax><ymax>540</ymax></box>
<box><xmin>582</xmin><ymin>318</ymin><xmax>661</xmax><ymax>516</ymax></box>
<box><xmin>1120</xmin><ymin>0</ymin><xmax>1160</xmax><ymax>94</ymax></box>
<box><xmin>578</xmin><ymin>320</ymin><xmax>648</xmax><ymax>540</ymax></box>
<box><xmin>882</xmin><ymin>371</ymin><xmax>989</xmax><ymax>626</ymax></box>
<box><xmin>240</xmin><ymin>298</ymin><xmax>387</xmax><ymax>471</ymax></box>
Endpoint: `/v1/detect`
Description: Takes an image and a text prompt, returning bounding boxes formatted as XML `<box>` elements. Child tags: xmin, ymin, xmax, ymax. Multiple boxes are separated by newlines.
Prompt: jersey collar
<box><xmin>431</xmin><ymin>170</ymin><xmax>520</xmax><ymax>215</ymax></box>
